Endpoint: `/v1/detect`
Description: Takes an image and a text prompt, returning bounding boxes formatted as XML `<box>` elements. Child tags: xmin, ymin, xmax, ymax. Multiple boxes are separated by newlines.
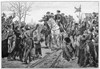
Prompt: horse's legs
<box><xmin>49</xmin><ymin>35</ymin><xmax>52</xmax><ymax>50</ymax></box>
<box><xmin>57</xmin><ymin>36</ymin><xmax>59</xmax><ymax>47</ymax></box>
<box><xmin>50</xmin><ymin>34</ymin><xmax>53</xmax><ymax>48</ymax></box>
<box><xmin>59</xmin><ymin>34</ymin><xmax>63</xmax><ymax>48</ymax></box>
<box><xmin>45</xmin><ymin>35</ymin><xmax>47</xmax><ymax>47</ymax></box>
<box><xmin>56</xmin><ymin>35</ymin><xmax>61</xmax><ymax>48</ymax></box>
<box><xmin>45</xmin><ymin>35</ymin><xmax>49</xmax><ymax>48</ymax></box>
<box><xmin>29</xmin><ymin>51</ymin><xmax>31</xmax><ymax>62</ymax></box>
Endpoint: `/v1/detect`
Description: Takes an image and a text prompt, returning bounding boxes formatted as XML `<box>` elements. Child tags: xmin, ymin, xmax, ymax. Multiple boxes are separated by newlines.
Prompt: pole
<box><xmin>79</xmin><ymin>5</ymin><xmax>81</xmax><ymax>24</ymax></box>
<box><xmin>79</xmin><ymin>11</ymin><xmax>80</xmax><ymax>24</ymax></box>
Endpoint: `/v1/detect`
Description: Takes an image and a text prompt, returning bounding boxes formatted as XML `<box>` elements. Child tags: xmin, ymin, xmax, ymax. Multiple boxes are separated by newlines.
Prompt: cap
<box><xmin>51</xmin><ymin>13</ymin><xmax>54</xmax><ymax>15</ymax></box>
<box><xmin>57</xmin><ymin>10</ymin><xmax>60</xmax><ymax>13</ymax></box>
<box><xmin>61</xmin><ymin>13</ymin><xmax>64</xmax><ymax>15</ymax></box>
<box><xmin>46</xmin><ymin>11</ymin><xmax>50</xmax><ymax>14</ymax></box>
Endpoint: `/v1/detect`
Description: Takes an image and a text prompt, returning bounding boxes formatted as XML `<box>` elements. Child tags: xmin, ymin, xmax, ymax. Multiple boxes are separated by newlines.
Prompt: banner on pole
<box><xmin>74</xmin><ymin>5</ymin><xmax>81</xmax><ymax>13</ymax></box>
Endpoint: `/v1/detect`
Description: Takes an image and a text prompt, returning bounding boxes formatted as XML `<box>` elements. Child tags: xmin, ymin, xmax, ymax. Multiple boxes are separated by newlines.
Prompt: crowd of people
<box><xmin>2</xmin><ymin>10</ymin><xmax>98</xmax><ymax>67</ymax></box>
<box><xmin>41</xmin><ymin>10</ymin><xmax>98</xmax><ymax>67</ymax></box>
<box><xmin>2</xmin><ymin>12</ymin><xmax>43</xmax><ymax>63</ymax></box>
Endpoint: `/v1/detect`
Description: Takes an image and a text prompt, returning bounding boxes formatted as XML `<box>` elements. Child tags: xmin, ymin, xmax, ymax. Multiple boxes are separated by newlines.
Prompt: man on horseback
<box><xmin>47</xmin><ymin>13</ymin><xmax>61</xmax><ymax>50</ymax></box>
<box><xmin>55</xmin><ymin>10</ymin><xmax>67</xmax><ymax>48</ymax></box>
<box><xmin>55</xmin><ymin>10</ymin><xmax>62</xmax><ymax>27</ymax></box>
<box><xmin>39</xmin><ymin>11</ymin><xmax>61</xmax><ymax>50</ymax></box>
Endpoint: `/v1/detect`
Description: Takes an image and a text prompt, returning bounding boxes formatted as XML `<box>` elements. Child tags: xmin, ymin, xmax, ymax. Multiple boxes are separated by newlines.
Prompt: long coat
<box><xmin>62</xmin><ymin>40</ymin><xmax>74</xmax><ymax>61</ymax></box>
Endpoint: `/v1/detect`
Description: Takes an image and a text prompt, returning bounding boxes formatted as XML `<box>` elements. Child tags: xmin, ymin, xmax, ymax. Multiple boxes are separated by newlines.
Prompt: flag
<box><xmin>74</xmin><ymin>5</ymin><xmax>81</xmax><ymax>13</ymax></box>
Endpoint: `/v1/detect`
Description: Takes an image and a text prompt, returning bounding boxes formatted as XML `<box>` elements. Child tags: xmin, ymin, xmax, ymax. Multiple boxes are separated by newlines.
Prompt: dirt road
<box><xmin>2</xmin><ymin>49</ymin><xmax>79</xmax><ymax>68</ymax></box>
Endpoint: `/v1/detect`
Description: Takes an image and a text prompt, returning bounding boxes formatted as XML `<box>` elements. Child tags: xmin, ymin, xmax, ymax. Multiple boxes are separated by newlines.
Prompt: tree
<box><xmin>9</xmin><ymin>2</ymin><xmax>33</xmax><ymax>25</ymax></box>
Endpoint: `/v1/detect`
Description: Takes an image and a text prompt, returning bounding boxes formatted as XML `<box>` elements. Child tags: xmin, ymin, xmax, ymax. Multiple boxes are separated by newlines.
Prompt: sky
<box><xmin>1</xmin><ymin>1</ymin><xmax>99</xmax><ymax>24</ymax></box>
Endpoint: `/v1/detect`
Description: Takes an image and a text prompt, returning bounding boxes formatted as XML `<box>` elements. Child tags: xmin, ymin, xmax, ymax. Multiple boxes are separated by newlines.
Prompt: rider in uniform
<box><xmin>55</xmin><ymin>10</ymin><xmax>62</xmax><ymax>27</ymax></box>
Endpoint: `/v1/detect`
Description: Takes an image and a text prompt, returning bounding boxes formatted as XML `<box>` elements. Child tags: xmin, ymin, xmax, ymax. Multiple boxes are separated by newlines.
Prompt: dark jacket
<box><xmin>55</xmin><ymin>14</ymin><xmax>62</xmax><ymax>21</ymax></box>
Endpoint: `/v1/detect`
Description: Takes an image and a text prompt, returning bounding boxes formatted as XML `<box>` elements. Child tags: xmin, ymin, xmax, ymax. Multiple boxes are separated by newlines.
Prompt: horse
<box><xmin>47</xmin><ymin>17</ymin><xmax>61</xmax><ymax>49</ymax></box>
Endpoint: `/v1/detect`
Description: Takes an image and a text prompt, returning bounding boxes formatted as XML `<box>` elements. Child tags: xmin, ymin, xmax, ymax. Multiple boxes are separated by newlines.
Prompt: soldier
<box><xmin>55</xmin><ymin>10</ymin><xmax>62</xmax><ymax>26</ymax></box>
<box><xmin>61</xmin><ymin>13</ymin><xmax>67</xmax><ymax>28</ymax></box>
<box><xmin>45</xmin><ymin>11</ymin><xmax>51</xmax><ymax>21</ymax></box>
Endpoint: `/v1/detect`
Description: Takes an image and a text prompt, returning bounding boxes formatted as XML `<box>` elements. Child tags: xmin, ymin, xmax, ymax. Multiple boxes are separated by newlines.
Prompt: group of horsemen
<box><xmin>2</xmin><ymin>10</ymin><xmax>98</xmax><ymax>67</ymax></box>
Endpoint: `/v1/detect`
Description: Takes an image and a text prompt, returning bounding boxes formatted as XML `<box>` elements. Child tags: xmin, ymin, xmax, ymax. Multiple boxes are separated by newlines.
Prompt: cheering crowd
<box><xmin>2</xmin><ymin>10</ymin><xmax>98</xmax><ymax>67</ymax></box>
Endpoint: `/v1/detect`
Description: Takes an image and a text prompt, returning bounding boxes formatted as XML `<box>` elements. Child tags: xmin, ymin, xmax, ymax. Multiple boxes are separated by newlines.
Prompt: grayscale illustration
<box><xmin>1</xmin><ymin>1</ymin><xmax>98</xmax><ymax>68</ymax></box>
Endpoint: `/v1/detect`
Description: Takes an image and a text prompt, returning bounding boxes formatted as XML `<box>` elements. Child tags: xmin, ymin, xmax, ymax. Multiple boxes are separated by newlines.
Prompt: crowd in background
<box><xmin>2</xmin><ymin>10</ymin><xmax>98</xmax><ymax>67</ymax></box>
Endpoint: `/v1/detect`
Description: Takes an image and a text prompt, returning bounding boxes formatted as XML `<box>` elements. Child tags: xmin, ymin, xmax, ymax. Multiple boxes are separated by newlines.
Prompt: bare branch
<box><xmin>8</xmin><ymin>2</ymin><xmax>33</xmax><ymax>22</ymax></box>
<box><xmin>9</xmin><ymin>2</ymin><xmax>18</xmax><ymax>10</ymax></box>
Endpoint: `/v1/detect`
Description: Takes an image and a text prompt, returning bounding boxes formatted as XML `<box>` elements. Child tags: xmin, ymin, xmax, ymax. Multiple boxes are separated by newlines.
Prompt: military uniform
<box><xmin>55</xmin><ymin>13</ymin><xmax>62</xmax><ymax>26</ymax></box>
